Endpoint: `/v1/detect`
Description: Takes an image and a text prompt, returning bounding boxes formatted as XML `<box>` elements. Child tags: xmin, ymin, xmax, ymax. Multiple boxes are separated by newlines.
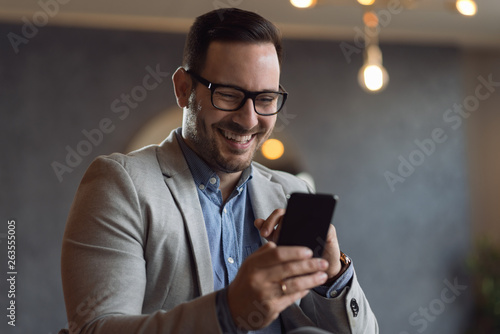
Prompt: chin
<box><xmin>216</xmin><ymin>155</ymin><xmax>253</xmax><ymax>174</ymax></box>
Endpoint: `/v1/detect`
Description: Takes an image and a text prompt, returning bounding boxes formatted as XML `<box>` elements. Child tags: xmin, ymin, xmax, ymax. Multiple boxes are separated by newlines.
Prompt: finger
<box><xmin>250</xmin><ymin>243</ymin><xmax>313</xmax><ymax>268</ymax></box>
<box><xmin>259</xmin><ymin>209</ymin><xmax>285</xmax><ymax>237</ymax></box>
<box><xmin>259</xmin><ymin>217</ymin><xmax>283</xmax><ymax>243</ymax></box>
<box><xmin>254</xmin><ymin>218</ymin><xmax>265</xmax><ymax>233</ymax></box>
<box><xmin>321</xmin><ymin>225</ymin><xmax>342</xmax><ymax>278</ymax></box>
<box><xmin>326</xmin><ymin>224</ymin><xmax>338</xmax><ymax>246</ymax></box>
<box><xmin>269</xmin><ymin>217</ymin><xmax>283</xmax><ymax>243</ymax></box>
<box><xmin>279</xmin><ymin>271</ymin><xmax>328</xmax><ymax>297</ymax></box>
<box><xmin>267</xmin><ymin>272</ymin><xmax>327</xmax><ymax>312</ymax></box>
<box><xmin>268</xmin><ymin>257</ymin><xmax>329</xmax><ymax>282</ymax></box>
<box><xmin>321</xmin><ymin>225</ymin><xmax>339</xmax><ymax>258</ymax></box>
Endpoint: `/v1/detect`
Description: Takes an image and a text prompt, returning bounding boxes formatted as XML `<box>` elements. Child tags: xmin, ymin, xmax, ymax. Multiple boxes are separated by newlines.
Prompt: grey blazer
<box><xmin>61</xmin><ymin>130</ymin><xmax>378</xmax><ymax>333</ymax></box>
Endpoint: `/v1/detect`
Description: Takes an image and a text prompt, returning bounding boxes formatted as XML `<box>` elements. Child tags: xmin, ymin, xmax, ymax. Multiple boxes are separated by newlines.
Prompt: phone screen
<box><xmin>277</xmin><ymin>193</ymin><xmax>338</xmax><ymax>257</ymax></box>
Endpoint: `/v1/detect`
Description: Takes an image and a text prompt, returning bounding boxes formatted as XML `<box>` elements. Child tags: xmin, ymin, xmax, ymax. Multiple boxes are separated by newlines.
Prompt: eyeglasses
<box><xmin>186</xmin><ymin>70</ymin><xmax>288</xmax><ymax>116</ymax></box>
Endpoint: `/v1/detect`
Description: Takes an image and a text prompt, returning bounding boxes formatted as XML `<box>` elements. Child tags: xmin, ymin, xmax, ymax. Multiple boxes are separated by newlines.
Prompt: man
<box><xmin>61</xmin><ymin>8</ymin><xmax>378</xmax><ymax>334</ymax></box>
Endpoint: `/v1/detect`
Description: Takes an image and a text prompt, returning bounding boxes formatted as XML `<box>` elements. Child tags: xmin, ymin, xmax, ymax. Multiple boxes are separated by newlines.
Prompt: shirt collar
<box><xmin>175</xmin><ymin>128</ymin><xmax>253</xmax><ymax>193</ymax></box>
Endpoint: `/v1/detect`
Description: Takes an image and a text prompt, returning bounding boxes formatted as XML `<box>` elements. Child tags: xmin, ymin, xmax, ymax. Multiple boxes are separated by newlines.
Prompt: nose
<box><xmin>232</xmin><ymin>97</ymin><xmax>259</xmax><ymax>130</ymax></box>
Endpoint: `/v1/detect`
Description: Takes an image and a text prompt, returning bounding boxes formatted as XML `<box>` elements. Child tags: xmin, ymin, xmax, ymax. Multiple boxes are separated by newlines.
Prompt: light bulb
<box><xmin>364</xmin><ymin>65</ymin><xmax>384</xmax><ymax>91</ymax></box>
<box><xmin>290</xmin><ymin>0</ymin><xmax>317</xmax><ymax>9</ymax></box>
<box><xmin>456</xmin><ymin>0</ymin><xmax>477</xmax><ymax>16</ymax></box>
<box><xmin>262</xmin><ymin>139</ymin><xmax>285</xmax><ymax>160</ymax></box>
<box><xmin>358</xmin><ymin>44</ymin><xmax>389</xmax><ymax>93</ymax></box>
<box><xmin>357</xmin><ymin>0</ymin><xmax>376</xmax><ymax>5</ymax></box>
<box><xmin>358</xmin><ymin>64</ymin><xmax>389</xmax><ymax>93</ymax></box>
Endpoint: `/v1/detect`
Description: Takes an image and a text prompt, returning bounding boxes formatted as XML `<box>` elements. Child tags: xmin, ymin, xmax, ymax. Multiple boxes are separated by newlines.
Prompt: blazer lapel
<box><xmin>249</xmin><ymin>165</ymin><xmax>289</xmax><ymax>224</ymax></box>
<box><xmin>156</xmin><ymin>130</ymin><xmax>214</xmax><ymax>295</ymax></box>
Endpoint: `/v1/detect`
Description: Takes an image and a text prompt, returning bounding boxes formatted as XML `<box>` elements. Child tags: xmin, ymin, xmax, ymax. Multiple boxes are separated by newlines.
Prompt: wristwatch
<box><xmin>329</xmin><ymin>251</ymin><xmax>351</xmax><ymax>282</ymax></box>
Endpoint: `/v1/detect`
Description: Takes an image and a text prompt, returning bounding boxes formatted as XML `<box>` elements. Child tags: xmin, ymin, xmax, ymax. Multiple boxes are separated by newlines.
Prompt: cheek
<box><xmin>192</xmin><ymin>101</ymin><xmax>217</xmax><ymax>132</ymax></box>
<box><xmin>262</xmin><ymin>116</ymin><xmax>277</xmax><ymax>131</ymax></box>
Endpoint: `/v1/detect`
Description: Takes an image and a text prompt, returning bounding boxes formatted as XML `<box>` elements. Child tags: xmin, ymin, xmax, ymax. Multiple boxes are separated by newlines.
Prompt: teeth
<box><xmin>222</xmin><ymin>130</ymin><xmax>252</xmax><ymax>143</ymax></box>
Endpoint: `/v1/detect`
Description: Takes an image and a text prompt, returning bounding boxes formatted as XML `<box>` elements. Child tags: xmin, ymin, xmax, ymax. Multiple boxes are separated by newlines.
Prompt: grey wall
<box><xmin>463</xmin><ymin>50</ymin><xmax>500</xmax><ymax>246</ymax></box>
<box><xmin>280</xmin><ymin>40</ymin><xmax>472</xmax><ymax>334</ymax></box>
<box><xmin>1</xmin><ymin>22</ymin><xmax>495</xmax><ymax>333</ymax></box>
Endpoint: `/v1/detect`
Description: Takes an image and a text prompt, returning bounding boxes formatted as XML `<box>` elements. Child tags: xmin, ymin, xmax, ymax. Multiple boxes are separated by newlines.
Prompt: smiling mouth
<box><xmin>220</xmin><ymin>129</ymin><xmax>254</xmax><ymax>144</ymax></box>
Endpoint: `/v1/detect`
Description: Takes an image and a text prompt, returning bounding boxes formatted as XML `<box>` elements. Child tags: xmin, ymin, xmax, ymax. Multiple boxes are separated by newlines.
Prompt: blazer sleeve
<box><xmin>61</xmin><ymin>156</ymin><xmax>222</xmax><ymax>334</ymax></box>
<box><xmin>303</xmin><ymin>270</ymin><xmax>378</xmax><ymax>333</ymax></box>
<box><xmin>279</xmin><ymin>270</ymin><xmax>378</xmax><ymax>333</ymax></box>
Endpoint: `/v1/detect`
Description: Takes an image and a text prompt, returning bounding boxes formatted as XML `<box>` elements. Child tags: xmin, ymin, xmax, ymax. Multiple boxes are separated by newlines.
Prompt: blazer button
<box><xmin>350</xmin><ymin>298</ymin><xmax>359</xmax><ymax>317</ymax></box>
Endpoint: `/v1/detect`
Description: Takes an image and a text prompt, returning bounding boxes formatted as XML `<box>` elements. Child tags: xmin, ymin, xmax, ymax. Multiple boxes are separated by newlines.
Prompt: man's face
<box><xmin>182</xmin><ymin>41</ymin><xmax>280</xmax><ymax>174</ymax></box>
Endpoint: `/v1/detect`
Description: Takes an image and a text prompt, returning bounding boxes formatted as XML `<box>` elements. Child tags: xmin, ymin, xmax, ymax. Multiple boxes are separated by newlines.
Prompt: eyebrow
<box><xmin>216</xmin><ymin>81</ymin><xmax>281</xmax><ymax>93</ymax></box>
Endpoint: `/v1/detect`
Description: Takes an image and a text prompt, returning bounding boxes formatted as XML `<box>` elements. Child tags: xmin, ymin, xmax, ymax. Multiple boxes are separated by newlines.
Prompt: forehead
<box><xmin>202</xmin><ymin>41</ymin><xmax>280</xmax><ymax>90</ymax></box>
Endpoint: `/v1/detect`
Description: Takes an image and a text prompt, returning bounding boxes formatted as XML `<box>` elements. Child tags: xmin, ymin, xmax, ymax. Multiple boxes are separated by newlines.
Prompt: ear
<box><xmin>172</xmin><ymin>67</ymin><xmax>192</xmax><ymax>108</ymax></box>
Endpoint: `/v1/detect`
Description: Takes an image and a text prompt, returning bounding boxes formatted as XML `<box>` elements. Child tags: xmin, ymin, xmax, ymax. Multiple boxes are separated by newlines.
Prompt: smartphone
<box><xmin>277</xmin><ymin>192</ymin><xmax>338</xmax><ymax>257</ymax></box>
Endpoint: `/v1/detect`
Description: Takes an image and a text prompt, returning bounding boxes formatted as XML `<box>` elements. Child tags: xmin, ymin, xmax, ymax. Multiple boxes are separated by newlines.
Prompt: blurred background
<box><xmin>1</xmin><ymin>0</ymin><xmax>499</xmax><ymax>333</ymax></box>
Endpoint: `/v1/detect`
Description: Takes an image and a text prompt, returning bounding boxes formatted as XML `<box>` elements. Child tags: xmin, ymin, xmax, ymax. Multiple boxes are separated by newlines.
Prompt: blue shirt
<box><xmin>176</xmin><ymin>130</ymin><xmax>261</xmax><ymax>289</ymax></box>
<box><xmin>176</xmin><ymin>129</ymin><xmax>353</xmax><ymax>333</ymax></box>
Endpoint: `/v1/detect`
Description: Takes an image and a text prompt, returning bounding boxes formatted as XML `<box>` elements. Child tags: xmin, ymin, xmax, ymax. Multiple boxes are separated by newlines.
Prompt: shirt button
<box><xmin>228</xmin><ymin>257</ymin><xmax>234</xmax><ymax>264</ymax></box>
<box><xmin>198</xmin><ymin>184</ymin><xmax>205</xmax><ymax>190</ymax></box>
<box><xmin>223</xmin><ymin>208</ymin><xmax>227</xmax><ymax>214</ymax></box>
<box><xmin>330</xmin><ymin>290</ymin><xmax>338</xmax><ymax>298</ymax></box>
<box><xmin>209</xmin><ymin>177</ymin><xmax>217</xmax><ymax>185</ymax></box>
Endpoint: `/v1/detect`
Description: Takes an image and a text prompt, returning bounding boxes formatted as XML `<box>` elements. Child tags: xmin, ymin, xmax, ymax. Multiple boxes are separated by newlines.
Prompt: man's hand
<box><xmin>253</xmin><ymin>208</ymin><xmax>285</xmax><ymax>243</ymax></box>
<box><xmin>255</xmin><ymin>209</ymin><xmax>343</xmax><ymax>283</ymax></box>
<box><xmin>227</xmin><ymin>242</ymin><xmax>329</xmax><ymax>330</ymax></box>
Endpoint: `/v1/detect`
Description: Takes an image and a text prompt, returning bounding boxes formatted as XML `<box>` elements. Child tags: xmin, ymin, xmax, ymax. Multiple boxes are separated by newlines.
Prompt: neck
<box><xmin>218</xmin><ymin>171</ymin><xmax>242</xmax><ymax>203</ymax></box>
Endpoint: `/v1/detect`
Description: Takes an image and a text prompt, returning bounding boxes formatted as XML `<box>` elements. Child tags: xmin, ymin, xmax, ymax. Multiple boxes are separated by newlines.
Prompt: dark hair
<box><xmin>183</xmin><ymin>8</ymin><xmax>283</xmax><ymax>74</ymax></box>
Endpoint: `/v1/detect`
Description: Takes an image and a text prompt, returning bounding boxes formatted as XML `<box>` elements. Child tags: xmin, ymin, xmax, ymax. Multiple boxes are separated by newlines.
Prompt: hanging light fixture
<box><xmin>358</xmin><ymin>11</ymin><xmax>389</xmax><ymax>93</ymax></box>
<box><xmin>358</xmin><ymin>44</ymin><xmax>389</xmax><ymax>92</ymax></box>
<box><xmin>288</xmin><ymin>0</ymin><xmax>477</xmax><ymax>93</ymax></box>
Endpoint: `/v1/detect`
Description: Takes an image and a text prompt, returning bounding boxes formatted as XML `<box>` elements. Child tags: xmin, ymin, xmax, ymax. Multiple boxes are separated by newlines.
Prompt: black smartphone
<box><xmin>277</xmin><ymin>192</ymin><xmax>338</xmax><ymax>257</ymax></box>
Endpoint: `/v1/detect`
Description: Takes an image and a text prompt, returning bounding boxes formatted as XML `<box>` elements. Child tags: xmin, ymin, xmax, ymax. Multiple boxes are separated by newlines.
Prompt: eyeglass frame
<box><xmin>186</xmin><ymin>70</ymin><xmax>288</xmax><ymax>116</ymax></box>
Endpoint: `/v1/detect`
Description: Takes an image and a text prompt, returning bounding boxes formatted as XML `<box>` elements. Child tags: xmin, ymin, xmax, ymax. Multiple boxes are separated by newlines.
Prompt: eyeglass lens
<box><xmin>213</xmin><ymin>87</ymin><xmax>283</xmax><ymax>115</ymax></box>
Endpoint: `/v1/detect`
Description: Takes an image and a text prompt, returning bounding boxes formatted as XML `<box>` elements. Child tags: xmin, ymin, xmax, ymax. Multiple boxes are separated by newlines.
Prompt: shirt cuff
<box><xmin>216</xmin><ymin>287</ymin><xmax>248</xmax><ymax>334</ymax></box>
<box><xmin>313</xmin><ymin>262</ymin><xmax>354</xmax><ymax>298</ymax></box>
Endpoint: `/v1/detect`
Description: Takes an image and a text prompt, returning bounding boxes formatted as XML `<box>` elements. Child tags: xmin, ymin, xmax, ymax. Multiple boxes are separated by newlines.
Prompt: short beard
<box><xmin>183</xmin><ymin>91</ymin><xmax>265</xmax><ymax>174</ymax></box>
